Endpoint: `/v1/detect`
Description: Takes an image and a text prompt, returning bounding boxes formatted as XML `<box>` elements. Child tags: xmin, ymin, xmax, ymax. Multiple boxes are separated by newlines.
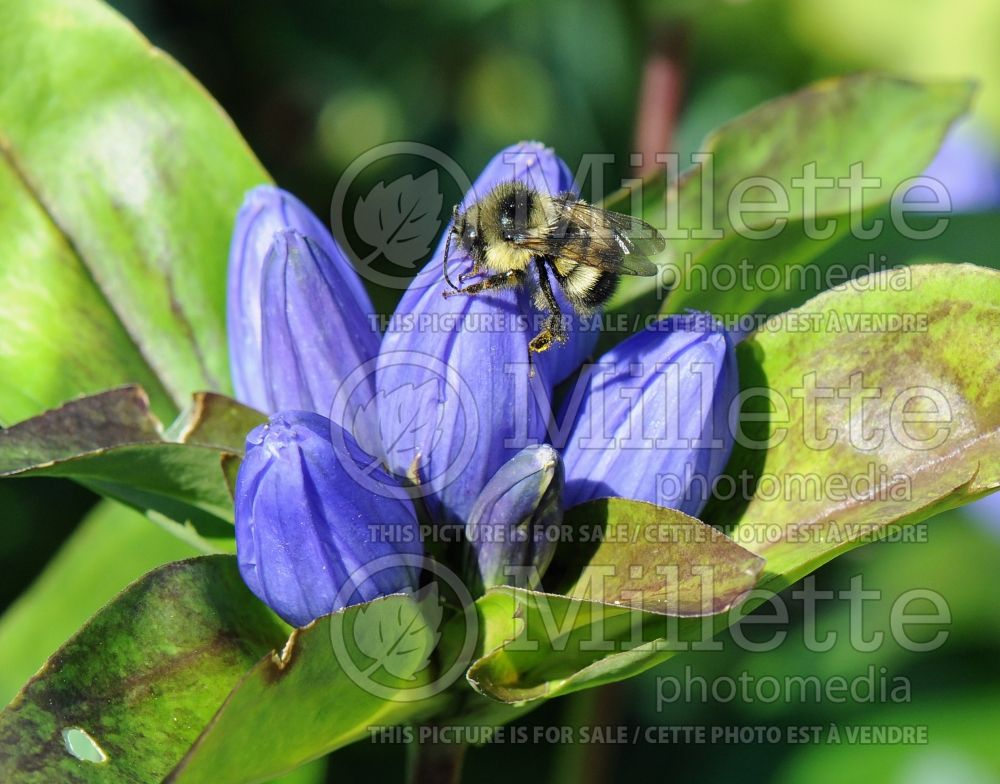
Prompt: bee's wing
<box><xmin>513</xmin><ymin>198</ymin><xmax>664</xmax><ymax>277</ymax></box>
<box><xmin>565</xmin><ymin>200</ymin><xmax>667</xmax><ymax>256</ymax></box>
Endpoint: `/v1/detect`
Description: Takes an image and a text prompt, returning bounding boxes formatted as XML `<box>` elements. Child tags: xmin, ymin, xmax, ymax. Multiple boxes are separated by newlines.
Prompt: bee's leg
<box><xmin>442</xmin><ymin>269</ymin><xmax>525</xmax><ymax>298</ymax></box>
<box><xmin>458</xmin><ymin>266</ymin><xmax>485</xmax><ymax>284</ymax></box>
<box><xmin>529</xmin><ymin>258</ymin><xmax>568</xmax><ymax>354</ymax></box>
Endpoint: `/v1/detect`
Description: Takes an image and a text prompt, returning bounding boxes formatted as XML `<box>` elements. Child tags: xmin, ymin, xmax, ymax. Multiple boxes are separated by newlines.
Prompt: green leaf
<box><xmin>775</xmin><ymin>693</ymin><xmax>1000</xmax><ymax>784</ymax></box>
<box><xmin>354</xmin><ymin>583</ymin><xmax>442</xmax><ymax>680</ymax></box>
<box><xmin>0</xmin><ymin>556</ymin><xmax>286</xmax><ymax>783</ymax></box>
<box><xmin>466</xmin><ymin>263</ymin><xmax>1000</xmax><ymax>704</ymax></box>
<box><xmin>607</xmin><ymin>75</ymin><xmax>973</xmax><ymax>320</ymax></box>
<box><xmin>166</xmin><ymin>391</ymin><xmax>263</xmax><ymax>502</ymax></box>
<box><xmin>0</xmin><ymin>500</ymin><xmax>198</xmax><ymax>706</ymax></box>
<box><xmin>466</xmin><ymin>500</ymin><xmax>764</xmax><ymax>702</ymax></box>
<box><xmin>711</xmin><ymin>262</ymin><xmax>1000</xmax><ymax>589</ymax></box>
<box><xmin>759</xmin><ymin>208</ymin><xmax>1000</xmax><ymax>316</ymax></box>
<box><xmin>0</xmin><ymin>0</ymin><xmax>269</xmax><ymax>424</ymax></box>
<box><xmin>0</xmin><ymin>386</ymin><xmax>244</xmax><ymax>551</ymax></box>
<box><xmin>165</xmin><ymin>392</ymin><xmax>265</xmax><ymax>452</ymax></box>
<box><xmin>564</xmin><ymin>499</ymin><xmax>764</xmax><ymax>615</ymax></box>
<box><xmin>467</xmin><ymin>587</ymin><xmax>733</xmax><ymax>703</ymax></box>
<box><xmin>267</xmin><ymin>758</ymin><xmax>328</xmax><ymax>784</ymax></box>
<box><xmin>0</xmin><ymin>156</ymin><xmax>175</xmax><ymax>425</ymax></box>
<box><xmin>167</xmin><ymin>595</ymin><xmax>448</xmax><ymax>784</ymax></box>
<box><xmin>468</xmin><ymin>590</ymin><xmax>640</xmax><ymax>702</ymax></box>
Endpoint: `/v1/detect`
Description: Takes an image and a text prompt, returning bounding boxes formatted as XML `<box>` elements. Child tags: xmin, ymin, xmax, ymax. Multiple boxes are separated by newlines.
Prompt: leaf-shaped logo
<box><xmin>353</xmin><ymin>583</ymin><xmax>443</xmax><ymax>681</ymax></box>
<box><xmin>354</xmin><ymin>171</ymin><xmax>443</xmax><ymax>269</ymax></box>
<box><xmin>373</xmin><ymin>378</ymin><xmax>446</xmax><ymax>465</ymax></box>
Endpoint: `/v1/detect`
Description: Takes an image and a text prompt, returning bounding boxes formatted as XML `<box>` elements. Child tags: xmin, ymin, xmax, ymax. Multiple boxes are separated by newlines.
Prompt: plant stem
<box><xmin>633</xmin><ymin>22</ymin><xmax>689</xmax><ymax>176</ymax></box>
<box><xmin>551</xmin><ymin>685</ymin><xmax>623</xmax><ymax>784</ymax></box>
<box><xmin>406</xmin><ymin>735</ymin><xmax>468</xmax><ymax>784</ymax></box>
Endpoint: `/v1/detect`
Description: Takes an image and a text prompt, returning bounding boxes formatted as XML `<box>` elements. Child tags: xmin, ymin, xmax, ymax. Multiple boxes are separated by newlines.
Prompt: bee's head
<box><xmin>443</xmin><ymin>203</ymin><xmax>481</xmax><ymax>291</ymax></box>
<box><xmin>452</xmin><ymin>204</ymin><xmax>483</xmax><ymax>262</ymax></box>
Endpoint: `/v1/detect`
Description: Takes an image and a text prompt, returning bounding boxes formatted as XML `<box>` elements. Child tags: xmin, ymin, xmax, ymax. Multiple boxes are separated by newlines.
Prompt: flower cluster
<box><xmin>228</xmin><ymin>142</ymin><xmax>737</xmax><ymax>627</ymax></box>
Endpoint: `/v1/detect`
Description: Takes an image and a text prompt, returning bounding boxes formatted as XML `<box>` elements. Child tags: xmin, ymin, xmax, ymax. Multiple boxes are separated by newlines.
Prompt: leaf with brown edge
<box><xmin>702</xmin><ymin>263</ymin><xmax>1000</xmax><ymax>584</ymax></box>
<box><xmin>563</xmin><ymin>498</ymin><xmax>764</xmax><ymax>616</ymax></box>
<box><xmin>165</xmin><ymin>392</ymin><xmax>265</xmax><ymax>453</ymax></box>
<box><xmin>0</xmin><ymin>386</ymin><xmax>239</xmax><ymax>550</ymax></box>
<box><xmin>0</xmin><ymin>556</ymin><xmax>286</xmax><ymax>784</ymax></box>
<box><xmin>0</xmin><ymin>386</ymin><xmax>161</xmax><ymax>471</ymax></box>
<box><xmin>221</xmin><ymin>453</ymin><xmax>242</xmax><ymax>500</ymax></box>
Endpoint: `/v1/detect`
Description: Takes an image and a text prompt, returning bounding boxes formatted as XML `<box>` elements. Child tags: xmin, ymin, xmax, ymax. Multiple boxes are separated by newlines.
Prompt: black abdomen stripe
<box><xmin>580</xmin><ymin>269</ymin><xmax>619</xmax><ymax>307</ymax></box>
<box><xmin>554</xmin><ymin>263</ymin><xmax>619</xmax><ymax>309</ymax></box>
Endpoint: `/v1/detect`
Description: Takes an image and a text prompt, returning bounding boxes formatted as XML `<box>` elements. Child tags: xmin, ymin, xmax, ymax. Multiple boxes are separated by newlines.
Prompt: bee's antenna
<box><xmin>442</xmin><ymin>230</ymin><xmax>459</xmax><ymax>292</ymax></box>
<box><xmin>443</xmin><ymin>205</ymin><xmax>460</xmax><ymax>292</ymax></box>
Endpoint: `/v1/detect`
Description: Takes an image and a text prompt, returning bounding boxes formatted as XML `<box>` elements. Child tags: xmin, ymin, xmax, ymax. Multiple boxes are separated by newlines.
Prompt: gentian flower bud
<box><xmin>260</xmin><ymin>230</ymin><xmax>381</xmax><ymax>453</ymax></box>
<box><xmin>466</xmin><ymin>444</ymin><xmax>564</xmax><ymax>589</ymax></box>
<box><xmin>235</xmin><ymin>411</ymin><xmax>421</xmax><ymax>627</ymax></box>
<box><xmin>227</xmin><ymin>185</ymin><xmax>375</xmax><ymax>412</ymax></box>
<box><xmin>376</xmin><ymin>142</ymin><xmax>594</xmax><ymax>524</ymax></box>
<box><xmin>560</xmin><ymin>315</ymin><xmax>737</xmax><ymax>516</ymax></box>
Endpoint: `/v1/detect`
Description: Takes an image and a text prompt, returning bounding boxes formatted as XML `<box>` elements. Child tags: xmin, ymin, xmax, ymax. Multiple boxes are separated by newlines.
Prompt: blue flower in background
<box><xmin>227</xmin><ymin>142</ymin><xmax>738</xmax><ymax>624</ymax></box>
<box><xmin>922</xmin><ymin>123</ymin><xmax>1000</xmax><ymax>213</ymax></box>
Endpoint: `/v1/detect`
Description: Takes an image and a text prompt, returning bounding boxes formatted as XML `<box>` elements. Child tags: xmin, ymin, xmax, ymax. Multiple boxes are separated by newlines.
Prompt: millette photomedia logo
<box><xmin>329</xmin><ymin>142</ymin><xmax>473</xmax><ymax>289</ymax></box>
<box><xmin>327</xmin><ymin>553</ymin><xmax>479</xmax><ymax>702</ymax></box>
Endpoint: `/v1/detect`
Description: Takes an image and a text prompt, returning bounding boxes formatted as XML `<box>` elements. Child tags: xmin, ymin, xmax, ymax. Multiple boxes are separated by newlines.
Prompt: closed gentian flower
<box><xmin>260</xmin><ymin>230</ymin><xmax>381</xmax><ymax>453</ymax></box>
<box><xmin>227</xmin><ymin>185</ymin><xmax>376</xmax><ymax>412</ymax></box>
<box><xmin>228</xmin><ymin>142</ymin><xmax>742</xmax><ymax>622</ymax></box>
<box><xmin>235</xmin><ymin>410</ymin><xmax>421</xmax><ymax>627</ymax></box>
<box><xmin>466</xmin><ymin>444</ymin><xmax>564</xmax><ymax>589</ymax></box>
<box><xmin>559</xmin><ymin>315</ymin><xmax>737</xmax><ymax>515</ymax></box>
<box><xmin>376</xmin><ymin>142</ymin><xmax>596</xmax><ymax>525</ymax></box>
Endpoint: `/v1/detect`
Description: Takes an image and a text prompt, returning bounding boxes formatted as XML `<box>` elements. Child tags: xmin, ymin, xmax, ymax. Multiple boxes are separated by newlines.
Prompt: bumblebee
<box><xmin>442</xmin><ymin>180</ymin><xmax>665</xmax><ymax>353</ymax></box>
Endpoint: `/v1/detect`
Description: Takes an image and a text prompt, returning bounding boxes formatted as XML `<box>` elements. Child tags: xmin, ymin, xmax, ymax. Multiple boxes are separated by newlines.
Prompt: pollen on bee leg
<box><xmin>528</xmin><ymin>328</ymin><xmax>555</xmax><ymax>355</ymax></box>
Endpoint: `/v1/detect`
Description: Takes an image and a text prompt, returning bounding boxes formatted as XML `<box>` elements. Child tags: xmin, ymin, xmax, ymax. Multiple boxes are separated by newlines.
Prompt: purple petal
<box><xmin>921</xmin><ymin>123</ymin><xmax>1000</xmax><ymax>213</ymax></box>
<box><xmin>968</xmin><ymin>491</ymin><xmax>1000</xmax><ymax>538</ymax></box>
<box><xmin>260</xmin><ymin>230</ymin><xmax>381</xmax><ymax>453</ymax></box>
<box><xmin>376</xmin><ymin>143</ymin><xmax>596</xmax><ymax>524</ymax></box>
<box><xmin>454</xmin><ymin>141</ymin><xmax>599</xmax><ymax>383</ymax></box>
<box><xmin>467</xmin><ymin>444</ymin><xmax>564</xmax><ymax>589</ymax></box>
<box><xmin>235</xmin><ymin>410</ymin><xmax>421</xmax><ymax>627</ymax></box>
<box><xmin>227</xmin><ymin>185</ymin><xmax>375</xmax><ymax>410</ymax></box>
<box><xmin>559</xmin><ymin>315</ymin><xmax>738</xmax><ymax>516</ymax></box>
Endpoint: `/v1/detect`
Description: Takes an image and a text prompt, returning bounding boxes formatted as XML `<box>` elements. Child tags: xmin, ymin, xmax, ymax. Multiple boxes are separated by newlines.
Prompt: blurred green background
<box><xmin>3</xmin><ymin>0</ymin><xmax>999</xmax><ymax>781</ymax></box>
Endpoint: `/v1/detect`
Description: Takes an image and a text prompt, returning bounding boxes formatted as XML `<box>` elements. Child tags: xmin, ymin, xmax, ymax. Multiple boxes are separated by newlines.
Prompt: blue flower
<box><xmin>376</xmin><ymin>142</ymin><xmax>596</xmax><ymax>526</ymax></box>
<box><xmin>466</xmin><ymin>444</ymin><xmax>564</xmax><ymax>589</ymax></box>
<box><xmin>235</xmin><ymin>411</ymin><xmax>420</xmax><ymax>627</ymax></box>
<box><xmin>559</xmin><ymin>315</ymin><xmax>737</xmax><ymax>516</ymax></box>
<box><xmin>258</xmin><ymin>230</ymin><xmax>381</xmax><ymax>454</ymax></box>
<box><xmin>227</xmin><ymin>146</ymin><xmax>738</xmax><ymax>622</ymax></box>
<box><xmin>227</xmin><ymin>186</ymin><xmax>377</xmax><ymax>418</ymax></box>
